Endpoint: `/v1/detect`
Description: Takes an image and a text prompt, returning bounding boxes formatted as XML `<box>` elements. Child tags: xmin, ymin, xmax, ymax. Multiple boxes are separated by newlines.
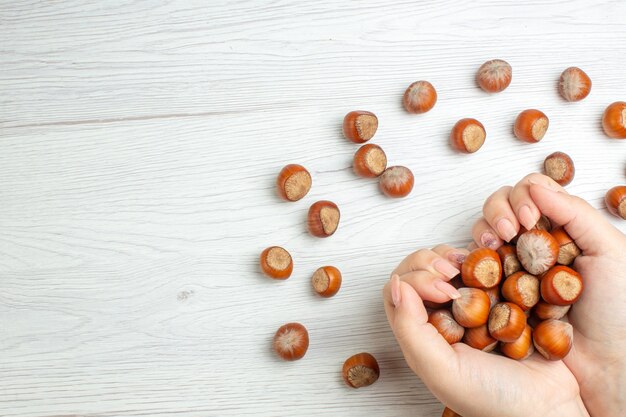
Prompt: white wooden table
<box><xmin>2</xmin><ymin>1</ymin><xmax>625</xmax><ymax>416</ymax></box>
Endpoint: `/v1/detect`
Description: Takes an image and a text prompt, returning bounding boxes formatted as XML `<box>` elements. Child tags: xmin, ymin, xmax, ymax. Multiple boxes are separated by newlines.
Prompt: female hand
<box><xmin>383</xmin><ymin>243</ymin><xmax>588</xmax><ymax>417</ymax></box>
<box><xmin>469</xmin><ymin>173</ymin><xmax>626</xmax><ymax>416</ymax></box>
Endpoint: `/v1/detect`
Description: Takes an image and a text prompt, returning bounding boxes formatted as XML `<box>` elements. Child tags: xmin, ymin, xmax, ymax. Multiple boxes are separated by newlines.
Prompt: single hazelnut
<box><xmin>379</xmin><ymin>166</ymin><xmax>414</xmax><ymax>198</ymax></box>
<box><xmin>260</xmin><ymin>246</ymin><xmax>293</xmax><ymax>279</ymax></box>
<box><xmin>485</xmin><ymin>286</ymin><xmax>500</xmax><ymax>309</ymax></box>
<box><xmin>543</xmin><ymin>152</ymin><xmax>575</xmax><ymax>186</ymax></box>
<box><xmin>343</xmin><ymin>111</ymin><xmax>378</xmax><ymax>143</ymax></box>
<box><xmin>462</xmin><ymin>324</ymin><xmax>497</xmax><ymax>352</ymax></box>
<box><xmin>428</xmin><ymin>309</ymin><xmax>465</xmax><ymax>344</ymax></box>
<box><xmin>516</xmin><ymin>229</ymin><xmax>559</xmax><ymax>275</ymax></box>
<box><xmin>342</xmin><ymin>352</ymin><xmax>380</xmax><ymax>388</ymax></box>
<box><xmin>534</xmin><ymin>300</ymin><xmax>571</xmax><ymax>321</ymax></box>
<box><xmin>488</xmin><ymin>302</ymin><xmax>527</xmax><ymax>342</ymax></box>
<box><xmin>601</xmin><ymin>101</ymin><xmax>626</xmax><ymax>139</ymax></box>
<box><xmin>497</xmin><ymin>244</ymin><xmax>522</xmax><ymax>277</ymax></box>
<box><xmin>501</xmin><ymin>324</ymin><xmax>534</xmax><ymax>360</ymax></box>
<box><xmin>353</xmin><ymin>144</ymin><xmax>387</xmax><ymax>177</ymax></box>
<box><xmin>533</xmin><ymin>319</ymin><xmax>573</xmax><ymax>361</ymax></box>
<box><xmin>461</xmin><ymin>248</ymin><xmax>502</xmax><ymax>289</ymax></box>
<box><xmin>540</xmin><ymin>265</ymin><xmax>583</xmax><ymax>306</ymax></box>
<box><xmin>452</xmin><ymin>287</ymin><xmax>491</xmax><ymax>328</ymax></box>
<box><xmin>276</xmin><ymin>164</ymin><xmax>312</xmax><ymax>201</ymax></box>
<box><xmin>476</xmin><ymin>59</ymin><xmax>512</xmax><ymax>93</ymax></box>
<box><xmin>558</xmin><ymin>67</ymin><xmax>591</xmax><ymax>102</ymax></box>
<box><xmin>502</xmin><ymin>271</ymin><xmax>540</xmax><ymax>311</ymax></box>
<box><xmin>605</xmin><ymin>185</ymin><xmax>626</xmax><ymax>219</ymax></box>
<box><xmin>514</xmin><ymin>109</ymin><xmax>549</xmax><ymax>143</ymax></box>
<box><xmin>311</xmin><ymin>266</ymin><xmax>342</xmax><ymax>297</ymax></box>
<box><xmin>551</xmin><ymin>227</ymin><xmax>581</xmax><ymax>265</ymax></box>
<box><xmin>273</xmin><ymin>322</ymin><xmax>309</xmax><ymax>361</ymax></box>
<box><xmin>403</xmin><ymin>81</ymin><xmax>437</xmax><ymax>114</ymax></box>
<box><xmin>307</xmin><ymin>201</ymin><xmax>340</xmax><ymax>237</ymax></box>
<box><xmin>450</xmin><ymin>118</ymin><xmax>486</xmax><ymax>153</ymax></box>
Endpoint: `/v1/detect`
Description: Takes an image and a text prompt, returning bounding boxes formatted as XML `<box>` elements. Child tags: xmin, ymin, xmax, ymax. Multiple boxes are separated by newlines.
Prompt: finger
<box><xmin>399</xmin><ymin>270</ymin><xmax>461</xmax><ymax>303</ymax></box>
<box><xmin>482</xmin><ymin>186</ymin><xmax>520</xmax><ymax>242</ymax></box>
<box><xmin>392</xmin><ymin>248</ymin><xmax>461</xmax><ymax>280</ymax></box>
<box><xmin>527</xmin><ymin>176</ymin><xmax>626</xmax><ymax>255</ymax></box>
<box><xmin>471</xmin><ymin>217</ymin><xmax>503</xmax><ymax>250</ymax></box>
<box><xmin>383</xmin><ymin>276</ymin><xmax>458</xmax><ymax>380</ymax></box>
<box><xmin>467</xmin><ymin>241</ymin><xmax>478</xmax><ymax>251</ymax></box>
<box><xmin>508</xmin><ymin>173</ymin><xmax>553</xmax><ymax>231</ymax></box>
<box><xmin>431</xmin><ymin>244</ymin><xmax>470</xmax><ymax>268</ymax></box>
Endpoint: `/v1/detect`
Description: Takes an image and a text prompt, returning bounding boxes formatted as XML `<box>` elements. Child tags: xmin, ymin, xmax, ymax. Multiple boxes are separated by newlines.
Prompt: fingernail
<box><xmin>433</xmin><ymin>259</ymin><xmax>461</xmax><ymax>278</ymax></box>
<box><xmin>448</xmin><ymin>251</ymin><xmax>466</xmax><ymax>264</ymax></box>
<box><xmin>391</xmin><ymin>274</ymin><xmax>401</xmax><ymax>307</ymax></box>
<box><xmin>529</xmin><ymin>179</ymin><xmax>559</xmax><ymax>192</ymax></box>
<box><xmin>496</xmin><ymin>218</ymin><xmax>517</xmax><ymax>242</ymax></box>
<box><xmin>519</xmin><ymin>205</ymin><xmax>538</xmax><ymax>231</ymax></box>
<box><xmin>480</xmin><ymin>231</ymin><xmax>498</xmax><ymax>249</ymax></box>
<box><xmin>434</xmin><ymin>279</ymin><xmax>462</xmax><ymax>300</ymax></box>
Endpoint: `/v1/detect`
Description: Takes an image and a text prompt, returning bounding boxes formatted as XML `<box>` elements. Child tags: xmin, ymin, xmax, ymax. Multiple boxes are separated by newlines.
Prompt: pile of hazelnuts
<box><xmin>260</xmin><ymin>58</ymin><xmax>626</xmax><ymax>395</ymax></box>
<box><xmin>429</xmin><ymin>217</ymin><xmax>583</xmax><ymax>364</ymax></box>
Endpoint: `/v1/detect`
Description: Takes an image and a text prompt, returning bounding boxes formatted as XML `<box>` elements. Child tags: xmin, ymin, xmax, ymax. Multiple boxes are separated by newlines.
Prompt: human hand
<box><xmin>469</xmin><ymin>173</ymin><xmax>626</xmax><ymax>416</ymax></box>
<box><xmin>383</xmin><ymin>243</ymin><xmax>588</xmax><ymax>417</ymax></box>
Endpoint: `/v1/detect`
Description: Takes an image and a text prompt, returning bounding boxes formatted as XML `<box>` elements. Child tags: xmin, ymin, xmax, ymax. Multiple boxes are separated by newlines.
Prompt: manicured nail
<box><xmin>434</xmin><ymin>259</ymin><xmax>461</xmax><ymax>278</ymax></box>
<box><xmin>434</xmin><ymin>279</ymin><xmax>461</xmax><ymax>300</ymax></box>
<box><xmin>448</xmin><ymin>251</ymin><xmax>466</xmax><ymax>264</ymax></box>
<box><xmin>518</xmin><ymin>205</ymin><xmax>538</xmax><ymax>231</ymax></box>
<box><xmin>391</xmin><ymin>274</ymin><xmax>401</xmax><ymax>307</ymax></box>
<box><xmin>480</xmin><ymin>231</ymin><xmax>498</xmax><ymax>249</ymax></box>
<box><xmin>496</xmin><ymin>218</ymin><xmax>517</xmax><ymax>242</ymax></box>
<box><xmin>528</xmin><ymin>179</ymin><xmax>559</xmax><ymax>192</ymax></box>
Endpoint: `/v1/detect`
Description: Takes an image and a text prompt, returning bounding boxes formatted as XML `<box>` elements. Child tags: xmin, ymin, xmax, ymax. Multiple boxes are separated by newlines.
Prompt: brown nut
<box><xmin>551</xmin><ymin>227</ymin><xmax>581</xmax><ymax>265</ymax></box>
<box><xmin>497</xmin><ymin>244</ymin><xmax>522</xmax><ymax>278</ymax></box>
<box><xmin>403</xmin><ymin>81</ymin><xmax>437</xmax><ymax>114</ymax></box>
<box><xmin>428</xmin><ymin>309</ymin><xmax>465</xmax><ymax>344</ymax></box>
<box><xmin>516</xmin><ymin>229</ymin><xmax>559</xmax><ymax>275</ymax></box>
<box><xmin>601</xmin><ymin>101</ymin><xmax>626</xmax><ymax>139</ymax></box>
<box><xmin>543</xmin><ymin>152</ymin><xmax>575</xmax><ymax>186</ymax></box>
<box><xmin>307</xmin><ymin>201</ymin><xmax>340</xmax><ymax>237</ymax></box>
<box><xmin>501</xmin><ymin>324</ymin><xmax>534</xmax><ymax>360</ymax></box>
<box><xmin>353</xmin><ymin>144</ymin><xmax>387</xmax><ymax>177</ymax></box>
<box><xmin>558</xmin><ymin>67</ymin><xmax>591</xmax><ymax>102</ymax></box>
<box><xmin>488</xmin><ymin>302</ymin><xmax>527</xmax><ymax>342</ymax></box>
<box><xmin>514</xmin><ymin>109</ymin><xmax>549</xmax><ymax>143</ymax></box>
<box><xmin>450</xmin><ymin>118</ymin><xmax>486</xmax><ymax>153</ymax></box>
<box><xmin>273</xmin><ymin>323</ymin><xmax>309</xmax><ymax>361</ymax></box>
<box><xmin>540</xmin><ymin>265</ymin><xmax>583</xmax><ymax>306</ymax></box>
<box><xmin>311</xmin><ymin>266</ymin><xmax>342</xmax><ymax>297</ymax></box>
<box><xmin>342</xmin><ymin>352</ymin><xmax>380</xmax><ymax>388</ymax></box>
<box><xmin>379</xmin><ymin>166</ymin><xmax>414</xmax><ymax>198</ymax></box>
<box><xmin>462</xmin><ymin>324</ymin><xmax>498</xmax><ymax>352</ymax></box>
<box><xmin>276</xmin><ymin>164</ymin><xmax>312</xmax><ymax>201</ymax></box>
<box><xmin>260</xmin><ymin>246</ymin><xmax>293</xmax><ymax>279</ymax></box>
<box><xmin>343</xmin><ymin>111</ymin><xmax>378</xmax><ymax>143</ymax></box>
<box><xmin>534</xmin><ymin>300</ymin><xmax>571</xmax><ymax>320</ymax></box>
<box><xmin>476</xmin><ymin>59</ymin><xmax>512</xmax><ymax>93</ymax></box>
<box><xmin>461</xmin><ymin>248</ymin><xmax>502</xmax><ymax>289</ymax></box>
<box><xmin>452</xmin><ymin>287</ymin><xmax>491</xmax><ymax>328</ymax></box>
<box><xmin>502</xmin><ymin>271</ymin><xmax>540</xmax><ymax>311</ymax></box>
<box><xmin>533</xmin><ymin>319</ymin><xmax>573</xmax><ymax>361</ymax></box>
<box><xmin>605</xmin><ymin>185</ymin><xmax>626</xmax><ymax>219</ymax></box>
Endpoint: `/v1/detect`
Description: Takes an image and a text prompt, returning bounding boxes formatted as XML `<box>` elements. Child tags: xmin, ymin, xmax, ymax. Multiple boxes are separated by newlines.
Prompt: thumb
<box><xmin>385</xmin><ymin>275</ymin><xmax>457</xmax><ymax>381</ymax></box>
<box><xmin>529</xmin><ymin>182</ymin><xmax>622</xmax><ymax>255</ymax></box>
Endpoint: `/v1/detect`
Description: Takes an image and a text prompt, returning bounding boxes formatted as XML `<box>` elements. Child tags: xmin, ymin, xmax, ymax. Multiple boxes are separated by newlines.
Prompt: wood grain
<box><xmin>1</xmin><ymin>1</ymin><xmax>625</xmax><ymax>416</ymax></box>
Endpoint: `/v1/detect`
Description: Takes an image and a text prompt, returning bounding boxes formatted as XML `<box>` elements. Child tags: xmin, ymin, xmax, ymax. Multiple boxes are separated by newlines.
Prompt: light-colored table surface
<box><xmin>2</xmin><ymin>1</ymin><xmax>626</xmax><ymax>416</ymax></box>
